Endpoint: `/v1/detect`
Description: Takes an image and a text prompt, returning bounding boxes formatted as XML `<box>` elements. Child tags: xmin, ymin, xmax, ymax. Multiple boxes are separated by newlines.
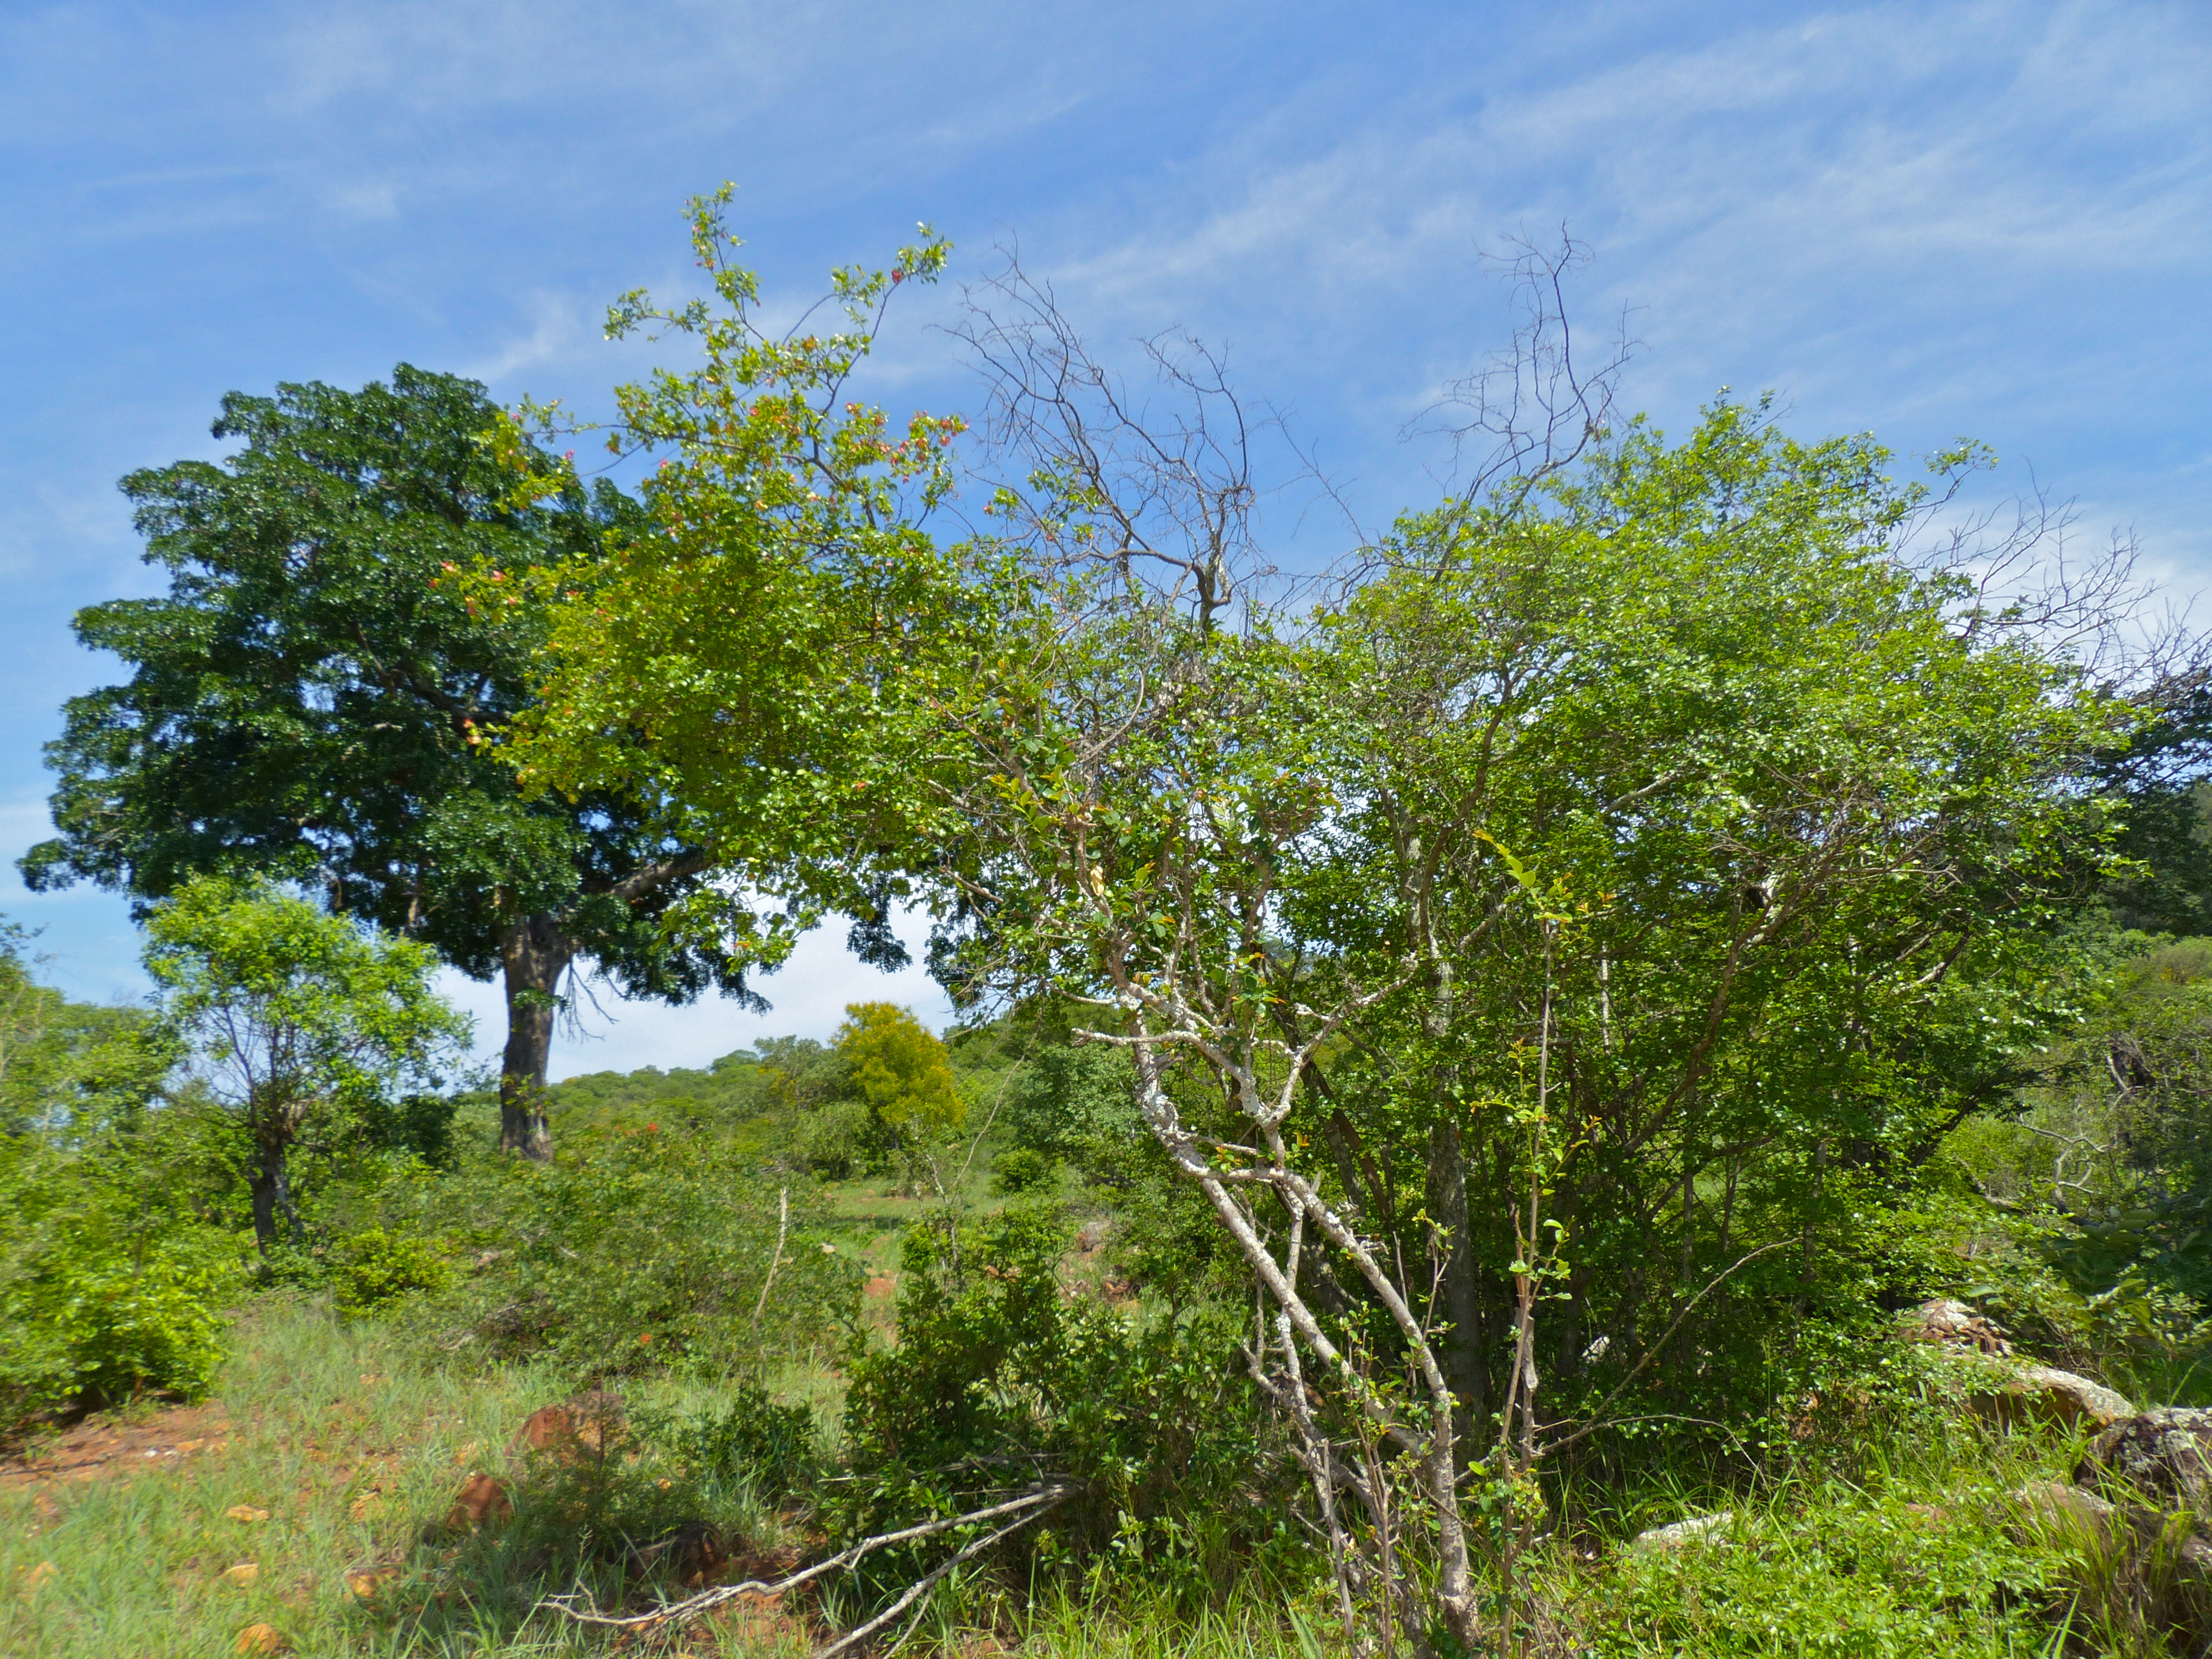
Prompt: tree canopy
<box><xmin>504</xmin><ymin>230</ymin><xmax>2143</xmax><ymax>1635</ymax></box>
<box><xmin>145</xmin><ymin>875</ymin><xmax>467</xmax><ymax>1252</ymax></box>
<box><xmin>19</xmin><ymin>364</ymin><xmax>752</xmax><ymax>1159</ymax></box>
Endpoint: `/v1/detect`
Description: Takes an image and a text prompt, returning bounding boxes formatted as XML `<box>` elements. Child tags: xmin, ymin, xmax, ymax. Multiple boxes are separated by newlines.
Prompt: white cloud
<box><xmin>440</xmin><ymin>907</ymin><xmax>955</xmax><ymax>1083</ymax></box>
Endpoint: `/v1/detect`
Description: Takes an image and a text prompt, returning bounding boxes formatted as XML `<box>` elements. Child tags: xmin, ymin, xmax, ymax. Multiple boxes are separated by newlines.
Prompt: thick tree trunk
<box><xmin>499</xmin><ymin>914</ymin><xmax>574</xmax><ymax>1163</ymax></box>
<box><xmin>248</xmin><ymin>1138</ymin><xmax>299</xmax><ymax>1256</ymax></box>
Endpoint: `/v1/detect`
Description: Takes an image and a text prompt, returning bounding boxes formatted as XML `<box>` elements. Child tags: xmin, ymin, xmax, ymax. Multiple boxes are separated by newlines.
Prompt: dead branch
<box><xmin>1406</xmin><ymin>226</ymin><xmax>1635</xmax><ymax>514</ymax></box>
<box><xmin>950</xmin><ymin>247</ymin><xmax>1279</xmax><ymax>630</ymax></box>
<box><xmin>538</xmin><ymin>1482</ymin><xmax>1073</xmax><ymax>1639</ymax></box>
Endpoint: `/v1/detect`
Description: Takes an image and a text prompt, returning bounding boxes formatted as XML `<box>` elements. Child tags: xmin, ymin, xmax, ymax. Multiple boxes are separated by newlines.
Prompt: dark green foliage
<box><xmin>991</xmin><ymin>1146</ymin><xmax>1055</xmax><ymax>1194</ymax></box>
<box><xmin>635</xmin><ymin>1381</ymin><xmax>818</xmax><ymax>1501</ymax></box>
<box><xmin>841</xmin><ymin>1203</ymin><xmax>1303</xmax><ymax>1607</ymax></box>
<box><xmin>434</xmin><ymin>1124</ymin><xmax>859</xmax><ymax>1376</ymax></box>
<box><xmin>327</xmin><ymin>1225</ymin><xmax>455</xmax><ymax>1317</ymax></box>
<box><xmin>999</xmin><ymin>1037</ymin><xmax>1140</xmax><ymax>1171</ymax></box>
<box><xmin>2096</xmin><ymin>677</ymin><xmax>2212</xmax><ymax>937</ymax></box>
<box><xmin>358</xmin><ymin>1092</ymin><xmax>461</xmax><ymax>1169</ymax></box>
<box><xmin>16</xmin><ymin>366</ymin><xmax>753</xmax><ymax>1155</ymax></box>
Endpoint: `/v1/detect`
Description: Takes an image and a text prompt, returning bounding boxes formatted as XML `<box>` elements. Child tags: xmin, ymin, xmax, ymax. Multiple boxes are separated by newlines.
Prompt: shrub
<box><xmin>328</xmin><ymin>1224</ymin><xmax>454</xmax><ymax>1316</ymax></box>
<box><xmin>840</xmin><ymin>1202</ymin><xmax>1305</xmax><ymax>1609</ymax></box>
<box><xmin>0</xmin><ymin>1135</ymin><xmax>241</xmax><ymax>1430</ymax></box>
<box><xmin>435</xmin><ymin>1123</ymin><xmax>859</xmax><ymax>1377</ymax></box>
<box><xmin>637</xmin><ymin>1380</ymin><xmax>818</xmax><ymax>1500</ymax></box>
<box><xmin>991</xmin><ymin>1146</ymin><xmax>1055</xmax><ymax>1195</ymax></box>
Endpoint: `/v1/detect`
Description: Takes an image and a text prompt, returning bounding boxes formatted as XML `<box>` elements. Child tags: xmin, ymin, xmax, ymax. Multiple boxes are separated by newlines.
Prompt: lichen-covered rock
<box><xmin>2078</xmin><ymin>1408</ymin><xmax>2212</xmax><ymax>1509</ymax></box>
<box><xmin>1905</xmin><ymin>1298</ymin><xmax>2013</xmax><ymax>1357</ymax></box>
<box><xmin>1630</xmin><ymin>1511</ymin><xmax>1732</xmax><ymax>1551</ymax></box>
<box><xmin>2013</xmin><ymin>1478</ymin><xmax>2212</xmax><ymax>1579</ymax></box>
<box><xmin>1964</xmin><ymin>1361</ymin><xmax>2134</xmax><ymax>1430</ymax></box>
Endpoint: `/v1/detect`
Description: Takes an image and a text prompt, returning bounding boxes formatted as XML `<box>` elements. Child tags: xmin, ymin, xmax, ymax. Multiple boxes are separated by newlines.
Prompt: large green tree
<box><xmin>483</xmin><ymin>191</ymin><xmax>987</xmax><ymax>961</ymax></box>
<box><xmin>19</xmin><ymin>365</ymin><xmax>758</xmax><ymax>1160</ymax></box>
<box><xmin>519</xmin><ymin>380</ymin><xmax>2136</xmax><ymax>1644</ymax></box>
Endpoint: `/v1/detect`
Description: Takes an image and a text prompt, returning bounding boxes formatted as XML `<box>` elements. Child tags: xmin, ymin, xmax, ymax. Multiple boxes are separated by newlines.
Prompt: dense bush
<box><xmin>635</xmin><ymin>1380</ymin><xmax>819</xmax><ymax>1501</ymax></box>
<box><xmin>432</xmin><ymin>1123</ymin><xmax>859</xmax><ymax>1376</ymax></box>
<box><xmin>327</xmin><ymin>1223</ymin><xmax>456</xmax><ymax>1316</ymax></box>
<box><xmin>842</xmin><ymin>1201</ymin><xmax>1305</xmax><ymax>1608</ymax></box>
<box><xmin>991</xmin><ymin>1146</ymin><xmax>1055</xmax><ymax>1194</ymax></box>
<box><xmin>0</xmin><ymin>1134</ymin><xmax>240</xmax><ymax>1430</ymax></box>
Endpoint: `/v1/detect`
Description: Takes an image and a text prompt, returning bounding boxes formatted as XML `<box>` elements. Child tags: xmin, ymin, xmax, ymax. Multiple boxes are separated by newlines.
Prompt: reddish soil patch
<box><xmin>0</xmin><ymin>1400</ymin><xmax>232</xmax><ymax>1490</ymax></box>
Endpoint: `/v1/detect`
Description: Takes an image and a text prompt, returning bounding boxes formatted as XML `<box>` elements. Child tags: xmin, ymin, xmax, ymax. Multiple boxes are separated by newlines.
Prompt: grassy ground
<box><xmin>0</xmin><ymin>1293</ymin><xmax>1312</xmax><ymax>1657</ymax></box>
<box><xmin>0</xmin><ymin>1276</ymin><xmax>2183</xmax><ymax>1657</ymax></box>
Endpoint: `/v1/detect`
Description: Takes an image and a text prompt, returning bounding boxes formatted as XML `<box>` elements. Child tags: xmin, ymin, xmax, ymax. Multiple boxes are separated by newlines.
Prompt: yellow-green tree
<box><xmin>833</xmin><ymin>1003</ymin><xmax>963</xmax><ymax>1142</ymax></box>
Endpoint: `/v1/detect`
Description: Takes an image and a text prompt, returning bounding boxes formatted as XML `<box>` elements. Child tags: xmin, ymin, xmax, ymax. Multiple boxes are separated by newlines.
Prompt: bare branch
<box><xmin>1406</xmin><ymin>227</ymin><xmax>1636</xmax><ymax>514</ymax></box>
<box><xmin>948</xmin><ymin>247</ymin><xmax>1281</xmax><ymax>630</ymax></box>
<box><xmin>540</xmin><ymin>1483</ymin><xmax>1072</xmax><ymax>1636</ymax></box>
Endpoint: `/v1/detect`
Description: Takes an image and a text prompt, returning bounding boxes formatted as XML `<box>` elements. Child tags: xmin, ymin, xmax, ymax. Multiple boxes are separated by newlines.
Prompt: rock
<box><xmin>1631</xmin><ymin>1511</ymin><xmax>1732</xmax><ymax>1551</ymax></box>
<box><xmin>1906</xmin><ymin>1298</ymin><xmax>2014</xmax><ymax>1357</ymax></box>
<box><xmin>2012</xmin><ymin>1479</ymin><xmax>2212</xmax><ymax>1576</ymax></box>
<box><xmin>2013</xmin><ymin>1477</ymin><xmax>2121</xmax><ymax>1537</ymax></box>
<box><xmin>234</xmin><ymin>1623</ymin><xmax>288</xmax><ymax>1655</ymax></box>
<box><xmin>224</xmin><ymin>1505</ymin><xmax>270</xmax><ymax>1523</ymax></box>
<box><xmin>512</xmin><ymin>1390</ymin><xmax>627</xmax><ymax>1466</ymax></box>
<box><xmin>1961</xmin><ymin>1360</ymin><xmax>2134</xmax><ymax>1430</ymax></box>
<box><xmin>1902</xmin><ymin>1300</ymin><xmax>2132</xmax><ymax>1428</ymax></box>
<box><xmin>220</xmin><ymin>1561</ymin><xmax>259</xmax><ymax>1587</ymax></box>
<box><xmin>343</xmin><ymin>1567</ymin><xmax>395</xmax><ymax>1603</ymax></box>
<box><xmin>2078</xmin><ymin>1407</ymin><xmax>2212</xmax><ymax>1508</ymax></box>
<box><xmin>441</xmin><ymin>1471</ymin><xmax>512</xmax><ymax>1532</ymax></box>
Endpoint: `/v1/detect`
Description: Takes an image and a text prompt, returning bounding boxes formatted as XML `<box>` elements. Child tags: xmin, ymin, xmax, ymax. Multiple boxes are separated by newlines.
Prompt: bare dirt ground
<box><xmin>0</xmin><ymin>1400</ymin><xmax>231</xmax><ymax>1491</ymax></box>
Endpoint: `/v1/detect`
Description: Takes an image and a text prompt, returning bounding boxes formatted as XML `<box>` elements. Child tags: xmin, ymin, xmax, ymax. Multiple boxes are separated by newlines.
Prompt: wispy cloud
<box><xmin>4</xmin><ymin>0</ymin><xmax>2204</xmax><ymax>1034</ymax></box>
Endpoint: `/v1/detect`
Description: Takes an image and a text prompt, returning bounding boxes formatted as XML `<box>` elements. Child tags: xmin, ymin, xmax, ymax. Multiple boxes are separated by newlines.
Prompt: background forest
<box><xmin>8</xmin><ymin>200</ymin><xmax>2212</xmax><ymax>1659</ymax></box>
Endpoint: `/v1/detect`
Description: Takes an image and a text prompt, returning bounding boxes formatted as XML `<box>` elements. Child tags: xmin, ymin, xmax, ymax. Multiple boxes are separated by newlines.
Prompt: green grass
<box><xmin>4</xmin><ymin>1293</ymin><xmax>2193</xmax><ymax>1658</ymax></box>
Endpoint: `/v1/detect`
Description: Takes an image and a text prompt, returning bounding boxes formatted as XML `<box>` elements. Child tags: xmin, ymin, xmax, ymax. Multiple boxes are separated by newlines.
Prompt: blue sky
<box><xmin>3</xmin><ymin>0</ymin><xmax>2206</xmax><ymax>1079</ymax></box>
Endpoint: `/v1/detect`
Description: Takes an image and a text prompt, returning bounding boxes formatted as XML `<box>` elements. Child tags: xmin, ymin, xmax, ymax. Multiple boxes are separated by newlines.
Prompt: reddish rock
<box><xmin>442</xmin><ymin>1471</ymin><xmax>512</xmax><ymax>1531</ymax></box>
<box><xmin>511</xmin><ymin>1391</ymin><xmax>627</xmax><ymax>1466</ymax></box>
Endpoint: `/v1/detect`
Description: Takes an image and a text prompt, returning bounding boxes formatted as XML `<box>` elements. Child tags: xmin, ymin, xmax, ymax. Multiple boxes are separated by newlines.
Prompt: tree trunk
<box><xmin>499</xmin><ymin>914</ymin><xmax>574</xmax><ymax>1163</ymax></box>
<box><xmin>247</xmin><ymin>1137</ymin><xmax>299</xmax><ymax>1256</ymax></box>
<box><xmin>1427</xmin><ymin>1115</ymin><xmax>1489</xmax><ymax>1442</ymax></box>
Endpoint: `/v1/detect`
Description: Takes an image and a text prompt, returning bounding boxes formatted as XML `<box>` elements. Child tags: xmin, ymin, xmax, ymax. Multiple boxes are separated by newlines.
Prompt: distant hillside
<box><xmin>545</xmin><ymin>1046</ymin><xmax>776</xmax><ymax>1135</ymax></box>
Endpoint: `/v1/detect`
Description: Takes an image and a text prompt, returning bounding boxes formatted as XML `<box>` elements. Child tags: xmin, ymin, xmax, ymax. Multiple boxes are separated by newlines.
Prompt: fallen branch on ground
<box><xmin>537</xmin><ymin>1482</ymin><xmax>1075</xmax><ymax>1646</ymax></box>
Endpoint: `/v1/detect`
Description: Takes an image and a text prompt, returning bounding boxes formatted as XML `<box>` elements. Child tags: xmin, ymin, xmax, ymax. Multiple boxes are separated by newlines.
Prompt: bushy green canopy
<box><xmin>20</xmin><ymin>364</ymin><xmax>753</xmax><ymax>1004</ymax></box>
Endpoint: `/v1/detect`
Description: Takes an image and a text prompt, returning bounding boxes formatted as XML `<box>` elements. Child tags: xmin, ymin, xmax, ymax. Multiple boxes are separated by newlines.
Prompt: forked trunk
<box><xmin>499</xmin><ymin>914</ymin><xmax>573</xmax><ymax>1163</ymax></box>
